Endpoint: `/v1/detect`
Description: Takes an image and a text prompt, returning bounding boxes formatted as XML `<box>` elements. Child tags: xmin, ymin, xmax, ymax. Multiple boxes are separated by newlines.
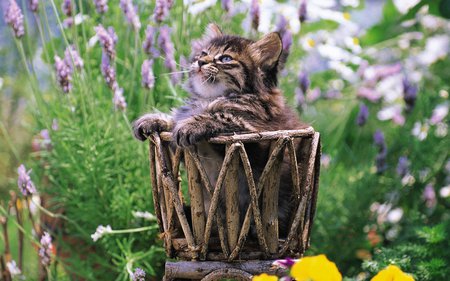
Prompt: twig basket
<box><xmin>147</xmin><ymin>127</ymin><xmax>321</xmax><ymax>280</ymax></box>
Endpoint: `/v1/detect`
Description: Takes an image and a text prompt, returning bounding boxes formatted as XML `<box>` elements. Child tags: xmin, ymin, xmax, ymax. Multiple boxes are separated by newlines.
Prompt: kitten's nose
<box><xmin>198</xmin><ymin>60</ymin><xmax>207</xmax><ymax>68</ymax></box>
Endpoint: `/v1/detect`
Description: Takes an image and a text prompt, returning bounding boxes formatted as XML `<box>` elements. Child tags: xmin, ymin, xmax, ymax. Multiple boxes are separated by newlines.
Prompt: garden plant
<box><xmin>0</xmin><ymin>0</ymin><xmax>449</xmax><ymax>280</ymax></box>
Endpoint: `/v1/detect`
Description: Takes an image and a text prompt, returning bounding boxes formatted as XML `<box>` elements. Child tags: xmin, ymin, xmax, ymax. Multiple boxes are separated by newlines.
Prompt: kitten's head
<box><xmin>187</xmin><ymin>24</ymin><xmax>283</xmax><ymax>99</ymax></box>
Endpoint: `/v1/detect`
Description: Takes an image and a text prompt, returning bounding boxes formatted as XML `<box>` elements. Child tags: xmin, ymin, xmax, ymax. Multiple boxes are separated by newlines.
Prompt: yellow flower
<box><xmin>252</xmin><ymin>273</ymin><xmax>278</xmax><ymax>281</ymax></box>
<box><xmin>291</xmin><ymin>254</ymin><xmax>342</xmax><ymax>281</ymax></box>
<box><xmin>371</xmin><ymin>265</ymin><xmax>414</xmax><ymax>281</ymax></box>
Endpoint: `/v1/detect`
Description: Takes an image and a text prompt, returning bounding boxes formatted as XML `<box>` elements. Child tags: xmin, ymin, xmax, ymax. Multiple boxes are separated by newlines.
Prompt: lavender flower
<box><xmin>295</xmin><ymin>87</ymin><xmax>305</xmax><ymax>109</ymax></box>
<box><xmin>6</xmin><ymin>260</ymin><xmax>22</xmax><ymax>277</ymax></box>
<box><xmin>153</xmin><ymin>0</ymin><xmax>170</xmax><ymax>23</ymax></box>
<box><xmin>101</xmin><ymin>53</ymin><xmax>117</xmax><ymax>90</ymax></box>
<box><xmin>299</xmin><ymin>0</ymin><xmax>307</xmax><ymax>23</ymax></box>
<box><xmin>430</xmin><ymin>103</ymin><xmax>449</xmax><ymax>125</ymax></box>
<box><xmin>282</xmin><ymin>29</ymin><xmax>293</xmax><ymax>53</ymax></box>
<box><xmin>356</xmin><ymin>103</ymin><xmax>369</xmax><ymax>126</ymax></box>
<box><xmin>132</xmin><ymin>268</ymin><xmax>146</xmax><ymax>281</ymax></box>
<box><xmin>29</xmin><ymin>0</ymin><xmax>39</xmax><ymax>12</ymax></box>
<box><xmin>402</xmin><ymin>77</ymin><xmax>417</xmax><ymax>112</ymax></box>
<box><xmin>91</xmin><ymin>225</ymin><xmax>113</xmax><ymax>242</ymax></box>
<box><xmin>64</xmin><ymin>45</ymin><xmax>84</xmax><ymax>71</ymax></box>
<box><xmin>4</xmin><ymin>0</ymin><xmax>25</xmax><ymax>38</ymax></box>
<box><xmin>422</xmin><ymin>184</ymin><xmax>437</xmax><ymax>209</ymax></box>
<box><xmin>250</xmin><ymin>0</ymin><xmax>260</xmax><ymax>30</ymax></box>
<box><xmin>61</xmin><ymin>0</ymin><xmax>73</xmax><ymax>17</ymax></box>
<box><xmin>276</xmin><ymin>15</ymin><xmax>288</xmax><ymax>34</ymax></box>
<box><xmin>298</xmin><ymin>72</ymin><xmax>310</xmax><ymax>94</ymax></box>
<box><xmin>95</xmin><ymin>25</ymin><xmax>117</xmax><ymax>60</ymax></box>
<box><xmin>39</xmin><ymin>232</ymin><xmax>53</xmax><ymax>267</ymax></box>
<box><xmin>113</xmin><ymin>87</ymin><xmax>127</xmax><ymax>111</ymax></box>
<box><xmin>222</xmin><ymin>0</ymin><xmax>232</xmax><ymax>12</ymax></box>
<box><xmin>141</xmin><ymin>59</ymin><xmax>155</xmax><ymax>89</ymax></box>
<box><xmin>93</xmin><ymin>0</ymin><xmax>108</xmax><ymax>14</ymax></box>
<box><xmin>54</xmin><ymin>55</ymin><xmax>72</xmax><ymax>93</ymax></box>
<box><xmin>396</xmin><ymin>156</ymin><xmax>410</xmax><ymax>178</ymax></box>
<box><xmin>158</xmin><ymin>25</ymin><xmax>179</xmax><ymax>84</ymax></box>
<box><xmin>142</xmin><ymin>25</ymin><xmax>158</xmax><ymax>57</ymax></box>
<box><xmin>120</xmin><ymin>0</ymin><xmax>141</xmax><ymax>31</ymax></box>
<box><xmin>373</xmin><ymin>130</ymin><xmax>387</xmax><ymax>173</ymax></box>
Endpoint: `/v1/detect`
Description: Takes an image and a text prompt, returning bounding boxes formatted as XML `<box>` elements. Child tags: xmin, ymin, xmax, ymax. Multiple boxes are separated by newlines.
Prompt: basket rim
<box><xmin>158</xmin><ymin>126</ymin><xmax>316</xmax><ymax>144</ymax></box>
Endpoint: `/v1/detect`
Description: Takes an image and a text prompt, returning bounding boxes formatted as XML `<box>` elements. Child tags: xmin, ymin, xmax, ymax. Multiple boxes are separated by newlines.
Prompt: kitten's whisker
<box><xmin>159</xmin><ymin>70</ymin><xmax>190</xmax><ymax>76</ymax></box>
<box><xmin>157</xmin><ymin>55</ymin><xmax>191</xmax><ymax>69</ymax></box>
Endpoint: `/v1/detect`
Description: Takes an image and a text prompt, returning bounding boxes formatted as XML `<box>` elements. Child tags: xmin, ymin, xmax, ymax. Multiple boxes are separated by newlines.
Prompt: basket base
<box><xmin>164</xmin><ymin>260</ymin><xmax>286</xmax><ymax>280</ymax></box>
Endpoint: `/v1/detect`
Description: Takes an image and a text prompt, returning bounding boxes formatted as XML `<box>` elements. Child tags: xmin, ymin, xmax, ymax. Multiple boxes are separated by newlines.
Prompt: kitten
<box><xmin>133</xmin><ymin>24</ymin><xmax>308</xmax><ymax>237</ymax></box>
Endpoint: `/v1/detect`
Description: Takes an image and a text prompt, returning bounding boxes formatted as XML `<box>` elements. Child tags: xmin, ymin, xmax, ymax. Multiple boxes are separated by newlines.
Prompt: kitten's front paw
<box><xmin>132</xmin><ymin>113</ymin><xmax>174</xmax><ymax>141</ymax></box>
<box><xmin>172</xmin><ymin>123</ymin><xmax>208</xmax><ymax>147</ymax></box>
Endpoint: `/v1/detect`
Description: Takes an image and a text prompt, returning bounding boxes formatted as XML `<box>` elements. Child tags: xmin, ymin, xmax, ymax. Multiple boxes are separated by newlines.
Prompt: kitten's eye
<box><xmin>219</xmin><ymin>55</ymin><xmax>232</xmax><ymax>63</ymax></box>
<box><xmin>200</xmin><ymin>51</ymin><xmax>208</xmax><ymax>57</ymax></box>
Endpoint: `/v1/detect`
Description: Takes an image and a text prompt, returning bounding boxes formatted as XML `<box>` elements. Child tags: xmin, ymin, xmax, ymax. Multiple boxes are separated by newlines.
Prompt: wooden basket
<box><xmin>147</xmin><ymin>127</ymin><xmax>321</xmax><ymax>264</ymax></box>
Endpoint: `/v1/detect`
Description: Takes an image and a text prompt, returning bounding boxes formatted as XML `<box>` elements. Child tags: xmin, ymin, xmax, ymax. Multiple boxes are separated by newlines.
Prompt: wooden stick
<box><xmin>159</xmin><ymin>128</ymin><xmax>315</xmax><ymax>143</ymax></box>
<box><xmin>185</xmin><ymin>148</ymin><xmax>230</xmax><ymax>259</ymax></box>
<box><xmin>238</xmin><ymin>144</ymin><xmax>269</xmax><ymax>256</ymax></box>
<box><xmin>153</xmin><ymin>133</ymin><xmax>197</xmax><ymax>257</ymax></box>
<box><xmin>165</xmin><ymin>260</ymin><xmax>286</xmax><ymax>279</ymax></box>
<box><xmin>184</xmin><ymin>151</ymin><xmax>206</xmax><ymax>246</ymax></box>
<box><xmin>201</xmin><ymin>143</ymin><xmax>240</xmax><ymax>259</ymax></box>
<box><xmin>262</xmin><ymin>140</ymin><xmax>285</xmax><ymax>254</ymax></box>
<box><xmin>224</xmin><ymin>143</ymin><xmax>240</xmax><ymax>252</ymax></box>
<box><xmin>287</xmin><ymin>139</ymin><xmax>301</xmax><ymax>202</ymax></box>
<box><xmin>148</xmin><ymin>140</ymin><xmax>164</xmax><ymax>233</ymax></box>
<box><xmin>306</xmin><ymin>134</ymin><xmax>321</xmax><ymax>249</ymax></box>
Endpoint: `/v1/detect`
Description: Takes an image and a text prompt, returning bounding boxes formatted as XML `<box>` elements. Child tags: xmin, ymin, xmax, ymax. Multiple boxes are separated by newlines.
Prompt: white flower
<box><xmin>328</xmin><ymin>61</ymin><xmax>358</xmax><ymax>82</ymax></box>
<box><xmin>387</xmin><ymin>208</ymin><xmax>403</xmax><ymax>224</ymax></box>
<box><xmin>377</xmin><ymin>104</ymin><xmax>405</xmax><ymax>125</ymax></box>
<box><xmin>435</xmin><ymin>122</ymin><xmax>448</xmax><ymax>138</ymax></box>
<box><xmin>341</xmin><ymin>0</ymin><xmax>359</xmax><ymax>8</ymax></box>
<box><xmin>6</xmin><ymin>260</ymin><xmax>22</xmax><ymax>277</ymax></box>
<box><xmin>392</xmin><ymin>0</ymin><xmax>420</xmax><ymax>14</ymax></box>
<box><xmin>376</xmin><ymin>74</ymin><xmax>403</xmax><ymax>103</ymax></box>
<box><xmin>91</xmin><ymin>225</ymin><xmax>113</xmax><ymax>242</ymax></box>
<box><xmin>132</xmin><ymin>211</ymin><xmax>156</xmax><ymax>220</ymax></box>
<box><xmin>401</xmin><ymin>173</ymin><xmax>415</xmax><ymax>186</ymax></box>
<box><xmin>185</xmin><ymin>0</ymin><xmax>217</xmax><ymax>15</ymax></box>
<box><xmin>417</xmin><ymin>35</ymin><xmax>450</xmax><ymax>66</ymax></box>
<box><xmin>412</xmin><ymin>121</ymin><xmax>430</xmax><ymax>141</ymax></box>
<box><xmin>317</xmin><ymin>44</ymin><xmax>362</xmax><ymax>64</ymax></box>
<box><xmin>440</xmin><ymin>185</ymin><xmax>450</xmax><ymax>198</ymax></box>
<box><xmin>430</xmin><ymin>103</ymin><xmax>449</xmax><ymax>125</ymax></box>
<box><xmin>29</xmin><ymin>194</ymin><xmax>41</xmax><ymax>216</ymax></box>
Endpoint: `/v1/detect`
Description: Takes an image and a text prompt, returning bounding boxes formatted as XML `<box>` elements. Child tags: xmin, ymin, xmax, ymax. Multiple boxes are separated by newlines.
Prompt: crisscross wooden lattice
<box><xmin>148</xmin><ymin>127</ymin><xmax>321</xmax><ymax>262</ymax></box>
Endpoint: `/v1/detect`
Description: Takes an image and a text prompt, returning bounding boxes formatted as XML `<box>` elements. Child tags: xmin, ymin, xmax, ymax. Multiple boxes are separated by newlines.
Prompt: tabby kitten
<box><xmin>133</xmin><ymin>24</ymin><xmax>308</xmax><ymax>236</ymax></box>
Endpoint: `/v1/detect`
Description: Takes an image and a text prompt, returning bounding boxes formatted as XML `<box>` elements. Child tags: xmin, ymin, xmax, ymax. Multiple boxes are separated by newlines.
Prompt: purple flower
<box><xmin>142</xmin><ymin>25</ymin><xmax>159</xmax><ymax>57</ymax></box>
<box><xmin>402</xmin><ymin>77</ymin><xmax>417</xmax><ymax>112</ymax></box>
<box><xmin>295</xmin><ymin>87</ymin><xmax>305</xmax><ymax>109</ymax></box>
<box><xmin>64</xmin><ymin>45</ymin><xmax>84</xmax><ymax>71</ymax></box>
<box><xmin>29</xmin><ymin>0</ymin><xmax>39</xmax><ymax>12</ymax></box>
<box><xmin>54</xmin><ymin>55</ymin><xmax>72</xmax><ymax>93</ymax></box>
<box><xmin>222</xmin><ymin>0</ymin><xmax>232</xmax><ymax>12</ymax></box>
<box><xmin>95</xmin><ymin>25</ymin><xmax>117</xmax><ymax>60</ymax></box>
<box><xmin>153</xmin><ymin>0</ymin><xmax>170</xmax><ymax>23</ymax></box>
<box><xmin>17</xmin><ymin>164</ymin><xmax>36</xmax><ymax>196</ymax></box>
<box><xmin>113</xmin><ymin>87</ymin><xmax>127</xmax><ymax>111</ymax></box>
<box><xmin>422</xmin><ymin>184</ymin><xmax>437</xmax><ymax>209</ymax></box>
<box><xmin>141</xmin><ymin>59</ymin><xmax>155</xmax><ymax>89</ymax></box>
<box><xmin>158</xmin><ymin>25</ymin><xmax>179</xmax><ymax>84</ymax></box>
<box><xmin>61</xmin><ymin>0</ymin><xmax>73</xmax><ymax>17</ymax></box>
<box><xmin>93</xmin><ymin>0</ymin><xmax>108</xmax><ymax>14</ymax></box>
<box><xmin>250</xmin><ymin>0</ymin><xmax>260</xmax><ymax>30</ymax></box>
<box><xmin>356</xmin><ymin>103</ymin><xmax>369</xmax><ymax>126</ymax></box>
<box><xmin>373</xmin><ymin>130</ymin><xmax>387</xmax><ymax>173</ymax></box>
<box><xmin>357</xmin><ymin>87</ymin><xmax>382</xmax><ymax>102</ymax></box>
<box><xmin>120</xmin><ymin>0</ymin><xmax>141</xmax><ymax>31</ymax></box>
<box><xmin>396</xmin><ymin>156</ymin><xmax>410</xmax><ymax>178</ymax></box>
<box><xmin>101</xmin><ymin>53</ymin><xmax>117</xmax><ymax>90</ymax></box>
<box><xmin>276</xmin><ymin>15</ymin><xmax>288</xmax><ymax>34</ymax></box>
<box><xmin>39</xmin><ymin>232</ymin><xmax>53</xmax><ymax>267</ymax></box>
<box><xmin>298</xmin><ymin>72</ymin><xmax>310</xmax><ymax>94</ymax></box>
<box><xmin>132</xmin><ymin>268</ymin><xmax>145</xmax><ymax>281</ymax></box>
<box><xmin>4</xmin><ymin>0</ymin><xmax>25</xmax><ymax>38</ymax></box>
<box><xmin>299</xmin><ymin>0</ymin><xmax>307</xmax><ymax>23</ymax></box>
<box><xmin>282</xmin><ymin>29</ymin><xmax>293</xmax><ymax>53</ymax></box>
<box><xmin>273</xmin><ymin>257</ymin><xmax>296</xmax><ymax>268</ymax></box>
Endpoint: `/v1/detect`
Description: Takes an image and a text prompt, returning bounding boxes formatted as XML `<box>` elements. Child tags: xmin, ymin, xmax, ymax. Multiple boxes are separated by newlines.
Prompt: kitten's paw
<box><xmin>172</xmin><ymin>123</ymin><xmax>208</xmax><ymax>147</ymax></box>
<box><xmin>132</xmin><ymin>113</ymin><xmax>174</xmax><ymax>141</ymax></box>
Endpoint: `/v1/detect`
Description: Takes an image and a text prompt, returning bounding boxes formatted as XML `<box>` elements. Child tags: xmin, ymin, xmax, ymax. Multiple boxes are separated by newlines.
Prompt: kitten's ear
<box><xmin>202</xmin><ymin>23</ymin><xmax>223</xmax><ymax>42</ymax></box>
<box><xmin>250</xmin><ymin>32</ymin><xmax>283</xmax><ymax>69</ymax></box>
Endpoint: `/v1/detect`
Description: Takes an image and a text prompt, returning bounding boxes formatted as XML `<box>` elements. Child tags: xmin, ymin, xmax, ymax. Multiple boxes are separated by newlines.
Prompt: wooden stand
<box><xmin>148</xmin><ymin>128</ymin><xmax>321</xmax><ymax>280</ymax></box>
